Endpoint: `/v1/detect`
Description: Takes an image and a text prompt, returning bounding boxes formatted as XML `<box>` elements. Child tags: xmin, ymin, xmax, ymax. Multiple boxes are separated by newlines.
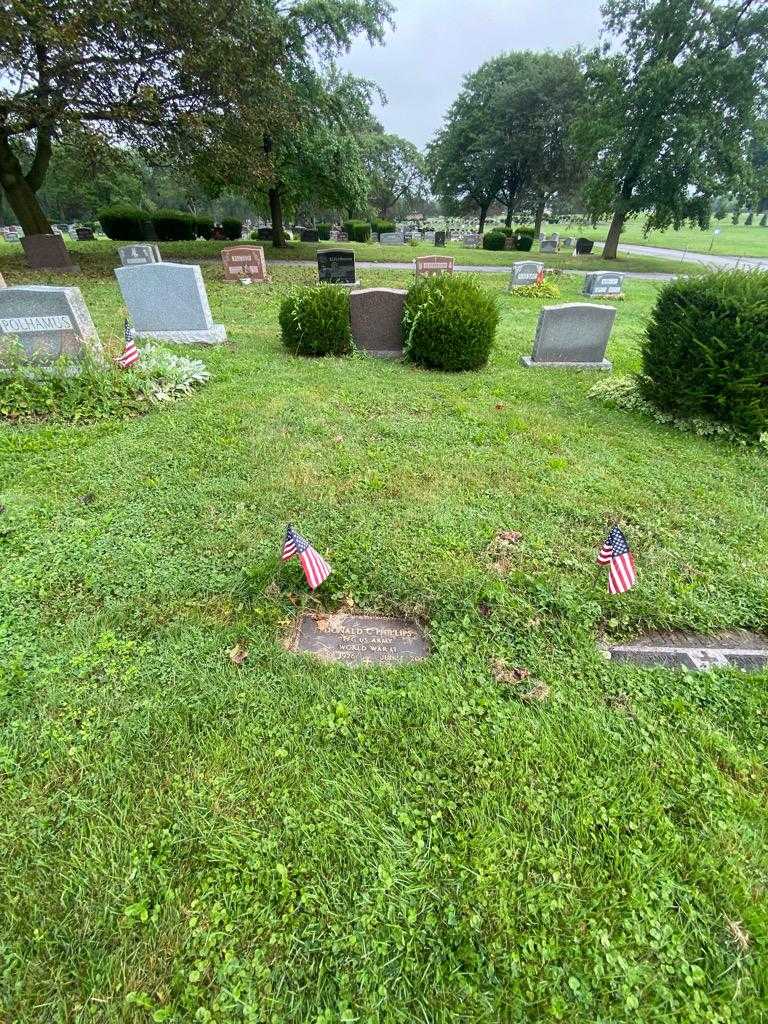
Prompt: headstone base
<box><xmin>520</xmin><ymin>355</ymin><xmax>612</xmax><ymax>371</ymax></box>
<box><xmin>135</xmin><ymin>325</ymin><xmax>227</xmax><ymax>345</ymax></box>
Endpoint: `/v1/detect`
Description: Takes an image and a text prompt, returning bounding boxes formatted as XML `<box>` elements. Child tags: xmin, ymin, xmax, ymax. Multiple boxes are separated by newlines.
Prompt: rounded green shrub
<box><xmin>403</xmin><ymin>274</ymin><xmax>499</xmax><ymax>371</ymax></box>
<box><xmin>342</xmin><ymin>220</ymin><xmax>372</xmax><ymax>243</ymax></box>
<box><xmin>515</xmin><ymin>225</ymin><xmax>535</xmax><ymax>238</ymax></box>
<box><xmin>371</xmin><ymin>218</ymin><xmax>396</xmax><ymax>236</ymax></box>
<box><xmin>641</xmin><ymin>271</ymin><xmax>768</xmax><ymax>438</ymax></box>
<box><xmin>515</xmin><ymin>235</ymin><xmax>534</xmax><ymax>252</ymax></box>
<box><xmin>317</xmin><ymin>223</ymin><xmax>331</xmax><ymax>241</ymax></box>
<box><xmin>279</xmin><ymin>286</ymin><xmax>352</xmax><ymax>357</ymax></box>
<box><xmin>482</xmin><ymin>230</ymin><xmax>506</xmax><ymax>251</ymax></box>
<box><xmin>221</xmin><ymin>217</ymin><xmax>243</xmax><ymax>241</ymax></box>
<box><xmin>151</xmin><ymin>209</ymin><xmax>196</xmax><ymax>241</ymax></box>
<box><xmin>194</xmin><ymin>216</ymin><xmax>214</xmax><ymax>240</ymax></box>
<box><xmin>98</xmin><ymin>205</ymin><xmax>151</xmax><ymax>240</ymax></box>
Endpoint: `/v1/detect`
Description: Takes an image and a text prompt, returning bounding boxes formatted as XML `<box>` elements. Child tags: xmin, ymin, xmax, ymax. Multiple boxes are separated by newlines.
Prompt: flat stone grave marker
<box><xmin>380</xmin><ymin>232</ymin><xmax>404</xmax><ymax>246</ymax></box>
<box><xmin>291</xmin><ymin>612</ymin><xmax>428</xmax><ymax>667</ymax></box>
<box><xmin>119</xmin><ymin>244</ymin><xmax>161</xmax><ymax>267</ymax></box>
<box><xmin>434</xmin><ymin>230</ymin><xmax>446</xmax><ymax>247</ymax></box>
<box><xmin>317</xmin><ymin>249</ymin><xmax>357</xmax><ymax>285</ymax></box>
<box><xmin>301</xmin><ymin>228</ymin><xmax>319</xmax><ymax>243</ymax></box>
<box><xmin>584</xmin><ymin>271</ymin><xmax>625</xmax><ymax>297</ymax></box>
<box><xmin>415</xmin><ymin>255</ymin><xmax>455</xmax><ymax>277</ymax></box>
<box><xmin>0</xmin><ymin>285</ymin><xmax>102</xmax><ymax>366</ymax></box>
<box><xmin>540</xmin><ymin>239</ymin><xmax>558</xmax><ymax>253</ymax></box>
<box><xmin>521</xmin><ymin>303</ymin><xmax>616</xmax><ymax>370</ymax></box>
<box><xmin>221</xmin><ymin>245</ymin><xmax>268</xmax><ymax>284</ymax></box>
<box><xmin>607</xmin><ymin>631</ymin><xmax>768</xmax><ymax>672</ymax></box>
<box><xmin>463</xmin><ymin>233</ymin><xmax>481</xmax><ymax>248</ymax></box>
<box><xmin>350</xmin><ymin>287</ymin><xmax>406</xmax><ymax>358</ymax></box>
<box><xmin>21</xmin><ymin>234</ymin><xmax>79</xmax><ymax>272</ymax></box>
<box><xmin>115</xmin><ymin>262</ymin><xmax>226</xmax><ymax>345</ymax></box>
<box><xmin>509</xmin><ymin>260</ymin><xmax>544</xmax><ymax>289</ymax></box>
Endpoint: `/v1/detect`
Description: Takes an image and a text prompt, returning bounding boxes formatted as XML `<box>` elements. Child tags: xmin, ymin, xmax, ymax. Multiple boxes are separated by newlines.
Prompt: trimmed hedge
<box><xmin>222</xmin><ymin>217</ymin><xmax>243</xmax><ymax>241</ymax></box>
<box><xmin>98</xmin><ymin>205</ymin><xmax>151</xmax><ymax>241</ymax></box>
<box><xmin>482</xmin><ymin>230</ymin><xmax>506</xmax><ymax>251</ymax></box>
<box><xmin>641</xmin><ymin>271</ymin><xmax>768</xmax><ymax>438</ymax></box>
<box><xmin>279</xmin><ymin>286</ymin><xmax>352</xmax><ymax>357</ymax></box>
<box><xmin>371</xmin><ymin>218</ymin><xmax>396</xmax><ymax>235</ymax></box>
<box><xmin>151</xmin><ymin>209</ymin><xmax>195</xmax><ymax>242</ymax></box>
<box><xmin>515</xmin><ymin>235</ymin><xmax>534</xmax><ymax>252</ymax></box>
<box><xmin>342</xmin><ymin>220</ymin><xmax>371</xmax><ymax>243</ymax></box>
<box><xmin>317</xmin><ymin>223</ymin><xmax>331</xmax><ymax>241</ymax></box>
<box><xmin>403</xmin><ymin>274</ymin><xmax>499</xmax><ymax>372</ymax></box>
<box><xmin>515</xmin><ymin>225</ymin><xmax>535</xmax><ymax>238</ymax></box>
<box><xmin>195</xmin><ymin>216</ymin><xmax>214</xmax><ymax>240</ymax></box>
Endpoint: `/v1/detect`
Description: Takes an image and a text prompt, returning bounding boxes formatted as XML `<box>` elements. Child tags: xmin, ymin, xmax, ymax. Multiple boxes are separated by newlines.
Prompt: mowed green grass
<box><xmin>544</xmin><ymin>219</ymin><xmax>768</xmax><ymax>259</ymax></box>
<box><xmin>0</xmin><ymin>235</ymin><xmax>687</xmax><ymax>275</ymax></box>
<box><xmin>0</xmin><ymin>255</ymin><xmax>767</xmax><ymax>1023</ymax></box>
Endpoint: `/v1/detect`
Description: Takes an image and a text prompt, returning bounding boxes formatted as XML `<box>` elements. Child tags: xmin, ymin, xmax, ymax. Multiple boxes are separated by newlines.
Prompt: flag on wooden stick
<box><xmin>117</xmin><ymin>317</ymin><xmax>139</xmax><ymax>369</ymax></box>
<box><xmin>597</xmin><ymin>525</ymin><xmax>637</xmax><ymax>595</ymax></box>
<box><xmin>282</xmin><ymin>524</ymin><xmax>332</xmax><ymax>590</ymax></box>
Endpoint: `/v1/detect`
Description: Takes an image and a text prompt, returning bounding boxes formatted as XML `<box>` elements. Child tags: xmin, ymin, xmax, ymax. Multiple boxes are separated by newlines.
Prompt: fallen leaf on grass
<box><xmin>491</xmin><ymin>659</ymin><xmax>550</xmax><ymax>703</ymax></box>
<box><xmin>519</xmin><ymin>681</ymin><xmax>550</xmax><ymax>703</ymax></box>
<box><xmin>228</xmin><ymin>644</ymin><xmax>249</xmax><ymax>666</ymax></box>
<box><xmin>333</xmin><ymin>434</ymin><xmax>344</xmax><ymax>443</ymax></box>
<box><xmin>726</xmin><ymin>918</ymin><xmax>750</xmax><ymax>952</ymax></box>
<box><xmin>497</xmin><ymin>530</ymin><xmax>522</xmax><ymax>545</ymax></box>
<box><xmin>495</xmin><ymin>403</ymin><xmax>504</xmax><ymax>411</ymax></box>
<box><xmin>478</xmin><ymin>600</ymin><xmax>492</xmax><ymax>618</ymax></box>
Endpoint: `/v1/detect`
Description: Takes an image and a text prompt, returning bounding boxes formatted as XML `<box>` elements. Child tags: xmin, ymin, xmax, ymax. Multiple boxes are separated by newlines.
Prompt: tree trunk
<box><xmin>268</xmin><ymin>187</ymin><xmax>286</xmax><ymax>247</ymax></box>
<box><xmin>533</xmin><ymin>198</ymin><xmax>546</xmax><ymax>238</ymax></box>
<box><xmin>602</xmin><ymin>209</ymin><xmax>626</xmax><ymax>260</ymax></box>
<box><xmin>505</xmin><ymin>205</ymin><xmax>514</xmax><ymax>228</ymax></box>
<box><xmin>0</xmin><ymin>136</ymin><xmax>52</xmax><ymax>235</ymax></box>
<box><xmin>478</xmin><ymin>204</ymin><xmax>490</xmax><ymax>234</ymax></box>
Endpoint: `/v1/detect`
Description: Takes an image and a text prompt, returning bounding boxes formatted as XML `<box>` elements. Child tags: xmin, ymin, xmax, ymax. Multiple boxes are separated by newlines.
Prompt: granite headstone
<box><xmin>380</xmin><ymin>232</ymin><xmax>404</xmax><ymax>246</ymax></box>
<box><xmin>583</xmin><ymin>271</ymin><xmax>624</xmax><ymax>297</ymax></box>
<box><xmin>540</xmin><ymin>239</ymin><xmax>558</xmax><ymax>254</ymax></box>
<box><xmin>301</xmin><ymin>229</ymin><xmax>319</xmax><ymax>243</ymax></box>
<box><xmin>0</xmin><ymin>285</ymin><xmax>102</xmax><ymax>366</ymax></box>
<box><xmin>415</xmin><ymin>255</ymin><xmax>454</xmax><ymax>277</ymax></box>
<box><xmin>349</xmin><ymin>288</ymin><xmax>406</xmax><ymax>358</ymax></box>
<box><xmin>291</xmin><ymin>612</ymin><xmax>428</xmax><ymax>667</ymax></box>
<box><xmin>434</xmin><ymin>230</ymin><xmax>446</xmax><ymax>247</ymax></box>
<box><xmin>119</xmin><ymin>244</ymin><xmax>161</xmax><ymax>267</ymax></box>
<box><xmin>509</xmin><ymin>261</ymin><xmax>545</xmax><ymax>289</ymax></box>
<box><xmin>317</xmin><ymin>249</ymin><xmax>357</xmax><ymax>285</ymax></box>
<box><xmin>521</xmin><ymin>303</ymin><xmax>616</xmax><ymax>370</ymax></box>
<box><xmin>114</xmin><ymin>263</ymin><xmax>226</xmax><ymax>344</ymax></box>
<box><xmin>221</xmin><ymin>245</ymin><xmax>268</xmax><ymax>284</ymax></box>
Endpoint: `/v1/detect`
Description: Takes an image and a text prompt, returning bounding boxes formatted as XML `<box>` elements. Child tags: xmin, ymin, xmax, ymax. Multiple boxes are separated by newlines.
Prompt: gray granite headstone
<box><xmin>350</xmin><ymin>288</ymin><xmax>406</xmax><ymax>358</ymax></box>
<box><xmin>291</xmin><ymin>612</ymin><xmax>428</xmax><ymax>667</ymax></box>
<box><xmin>509</xmin><ymin>261</ymin><xmax>544</xmax><ymax>288</ymax></box>
<box><xmin>583</xmin><ymin>271</ymin><xmax>625</xmax><ymax>297</ymax></box>
<box><xmin>301</xmin><ymin>229</ymin><xmax>319</xmax><ymax>242</ymax></box>
<box><xmin>118</xmin><ymin>244</ymin><xmax>161</xmax><ymax>267</ymax></box>
<box><xmin>463</xmin><ymin>233</ymin><xmax>481</xmax><ymax>248</ymax></box>
<box><xmin>114</xmin><ymin>263</ymin><xmax>226</xmax><ymax>344</ymax></box>
<box><xmin>540</xmin><ymin>239</ymin><xmax>558</xmax><ymax>253</ymax></box>
<box><xmin>317</xmin><ymin>249</ymin><xmax>357</xmax><ymax>285</ymax></box>
<box><xmin>423</xmin><ymin>231</ymin><xmax>436</xmax><ymax>244</ymax></box>
<box><xmin>608</xmin><ymin>631</ymin><xmax>768</xmax><ymax>672</ymax></box>
<box><xmin>0</xmin><ymin>285</ymin><xmax>103</xmax><ymax>366</ymax></box>
<box><xmin>521</xmin><ymin>303</ymin><xmax>616</xmax><ymax>370</ymax></box>
<box><xmin>380</xmin><ymin>232</ymin><xmax>404</xmax><ymax>246</ymax></box>
<box><xmin>434</xmin><ymin>230</ymin><xmax>446</xmax><ymax>247</ymax></box>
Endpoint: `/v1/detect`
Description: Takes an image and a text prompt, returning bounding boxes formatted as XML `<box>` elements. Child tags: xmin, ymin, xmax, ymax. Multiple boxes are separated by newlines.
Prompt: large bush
<box><xmin>371</xmin><ymin>218</ymin><xmax>396</xmax><ymax>236</ymax></box>
<box><xmin>194</xmin><ymin>216</ymin><xmax>214</xmax><ymax>240</ymax></box>
<box><xmin>515</xmin><ymin>235</ymin><xmax>534</xmax><ymax>252</ymax></box>
<box><xmin>342</xmin><ymin>220</ymin><xmax>371</xmax><ymax>243</ymax></box>
<box><xmin>279</xmin><ymin>286</ymin><xmax>352</xmax><ymax>357</ymax></box>
<box><xmin>221</xmin><ymin>217</ymin><xmax>243</xmax><ymax>241</ymax></box>
<box><xmin>641</xmin><ymin>271</ymin><xmax>768</xmax><ymax>438</ymax></box>
<box><xmin>317</xmin><ymin>223</ymin><xmax>331</xmax><ymax>241</ymax></box>
<box><xmin>482</xmin><ymin>230</ymin><xmax>506</xmax><ymax>251</ymax></box>
<box><xmin>403</xmin><ymin>274</ymin><xmax>499</xmax><ymax>371</ymax></box>
<box><xmin>98</xmin><ymin>205</ymin><xmax>151</xmax><ymax>241</ymax></box>
<box><xmin>515</xmin><ymin>225</ymin><xmax>535</xmax><ymax>238</ymax></box>
<box><xmin>151</xmin><ymin>209</ymin><xmax>196</xmax><ymax>242</ymax></box>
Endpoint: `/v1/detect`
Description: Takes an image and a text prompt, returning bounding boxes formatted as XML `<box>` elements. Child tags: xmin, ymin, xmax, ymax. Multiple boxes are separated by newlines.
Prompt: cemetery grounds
<box><xmin>0</xmin><ymin>249</ymin><xmax>767</xmax><ymax>1022</ymax></box>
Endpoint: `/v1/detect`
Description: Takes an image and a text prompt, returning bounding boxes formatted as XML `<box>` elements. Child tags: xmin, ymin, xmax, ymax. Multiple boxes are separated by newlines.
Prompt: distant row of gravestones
<box><xmin>3</xmin><ymin>224</ymin><xmax>95</xmax><ymax>243</ymax></box>
<box><xmin>0</xmin><ymin>243</ymin><xmax>623</xmax><ymax>370</ymax></box>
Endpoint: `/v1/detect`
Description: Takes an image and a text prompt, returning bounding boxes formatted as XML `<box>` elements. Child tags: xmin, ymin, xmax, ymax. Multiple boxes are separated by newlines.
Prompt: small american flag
<box><xmin>597</xmin><ymin>525</ymin><xmax>637</xmax><ymax>595</ymax></box>
<box><xmin>117</xmin><ymin>317</ymin><xmax>139</xmax><ymax>369</ymax></box>
<box><xmin>281</xmin><ymin>524</ymin><xmax>332</xmax><ymax>590</ymax></box>
<box><xmin>535</xmin><ymin>268</ymin><xmax>545</xmax><ymax>285</ymax></box>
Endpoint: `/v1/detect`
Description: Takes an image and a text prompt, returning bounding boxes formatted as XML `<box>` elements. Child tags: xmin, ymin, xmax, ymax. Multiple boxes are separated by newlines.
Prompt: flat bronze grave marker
<box><xmin>291</xmin><ymin>612</ymin><xmax>428</xmax><ymax>667</ymax></box>
<box><xmin>607</xmin><ymin>630</ymin><xmax>768</xmax><ymax>671</ymax></box>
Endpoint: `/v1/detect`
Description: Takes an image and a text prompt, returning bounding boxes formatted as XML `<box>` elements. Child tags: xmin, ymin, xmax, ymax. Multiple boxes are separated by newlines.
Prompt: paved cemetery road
<box><xmin>270</xmin><ymin>259</ymin><xmax>678</xmax><ymax>282</ymax></box>
<box><xmin>614</xmin><ymin>242</ymin><xmax>768</xmax><ymax>271</ymax></box>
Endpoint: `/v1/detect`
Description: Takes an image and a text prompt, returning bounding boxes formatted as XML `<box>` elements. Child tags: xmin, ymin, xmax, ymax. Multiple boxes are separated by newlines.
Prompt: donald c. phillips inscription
<box><xmin>291</xmin><ymin>613</ymin><xmax>428</xmax><ymax>666</ymax></box>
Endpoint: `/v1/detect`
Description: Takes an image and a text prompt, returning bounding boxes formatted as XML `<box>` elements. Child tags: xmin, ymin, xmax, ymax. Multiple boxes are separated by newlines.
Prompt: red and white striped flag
<box><xmin>281</xmin><ymin>524</ymin><xmax>332</xmax><ymax>590</ymax></box>
<box><xmin>535</xmin><ymin>268</ymin><xmax>545</xmax><ymax>285</ymax></box>
<box><xmin>117</xmin><ymin>317</ymin><xmax>139</xmax><ymax>369</ymax></box>
<box><xmin>597</xmin><ymin>525</ymin><xmax>637</xmax><ymax>595</ymax></box>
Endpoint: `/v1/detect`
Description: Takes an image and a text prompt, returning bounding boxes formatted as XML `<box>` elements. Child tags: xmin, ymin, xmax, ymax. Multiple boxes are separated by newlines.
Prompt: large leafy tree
<box><xmin>362</xmin><ymin>131</ymin><xmax>426</xmax><ymax>218</ymax></box>
<box><xmin>0</xmin><ymin>0</ymin><xmax>289</xmax><ymax>237</ymax></box>
<box><xmin>575</xmin><ymin>0</ymin><xmax>768</xmax><ymax>259</ymax></box>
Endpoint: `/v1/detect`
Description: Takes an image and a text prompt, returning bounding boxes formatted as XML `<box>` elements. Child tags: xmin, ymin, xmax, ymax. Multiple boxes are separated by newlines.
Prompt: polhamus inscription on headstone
<box><xmin>291</xmin><ymin>612</ymin><xmax>429</xmax><ymax>667</ymax></box>
<box><xmin>114</xmin><ymin>263</ymin><xmax>226</xmax><ymax>345</ymax></box>
<box><xmin>0</xmin><ymin>285</ymin><xmax>103</xmax><ymax>366</ymax></box>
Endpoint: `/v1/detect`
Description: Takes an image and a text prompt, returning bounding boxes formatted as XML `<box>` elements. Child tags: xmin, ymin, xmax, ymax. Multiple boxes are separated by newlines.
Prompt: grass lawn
<box><xmin>544</xmin><ymin>219</ymin><xmax>768</xmax><ymax>259</ymax></box>
<box><xmin>0</xmin><ymin>235</ymin><xmax>689</xmax><ymax>276</ymax></box>
<box><xmin>1</xmin><ymin>255</ymin><xmax>767</xmax><ymax>1022</ymax></box>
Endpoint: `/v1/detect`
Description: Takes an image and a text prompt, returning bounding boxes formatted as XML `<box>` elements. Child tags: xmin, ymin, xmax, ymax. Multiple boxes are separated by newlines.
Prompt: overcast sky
<box><xmin>339</xmin><ymin>0</ymin><xmax>604</xmax><ymax>149</ymax></box>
